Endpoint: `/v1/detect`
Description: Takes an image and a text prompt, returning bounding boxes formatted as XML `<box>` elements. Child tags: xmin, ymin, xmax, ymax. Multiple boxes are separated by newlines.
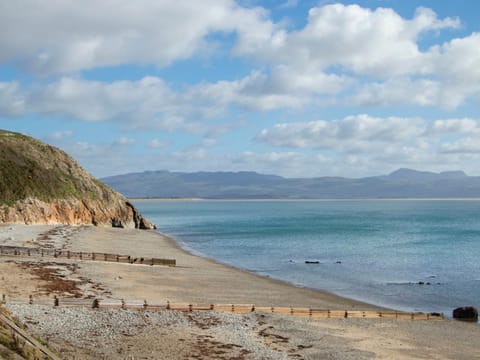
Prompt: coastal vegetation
<box><xmin>0</xmin><ymin>130</ymin><xmax>154</xmax><ymax>228</ymax></box>
<box><xmin>0</xmin><ymin>130</ymin><xmax>107</xmax><ymax>206</ymax></box>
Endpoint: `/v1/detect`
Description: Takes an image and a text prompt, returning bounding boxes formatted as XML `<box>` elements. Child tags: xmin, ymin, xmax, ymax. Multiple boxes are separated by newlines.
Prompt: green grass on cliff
<box><xmin>0</xmin><ymin>130</ymin><xmax>110</xmax><ymax>206</ymax></box>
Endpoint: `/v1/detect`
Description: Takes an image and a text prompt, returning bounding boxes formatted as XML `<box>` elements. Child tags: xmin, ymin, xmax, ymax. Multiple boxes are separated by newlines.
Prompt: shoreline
<box><xmin>131</xmin><ymin>197</ymin><xmax>480</xmax><ymax>202</ymax></box>
<box><xmin>153</xmin><ymin>228</ymin><xmax>388</xmax><ymax>311</ymax></box>
<box><xmin>2</xmin><ymin>224</ymin><xmax>480</xmax><ymax>359</ymax></box>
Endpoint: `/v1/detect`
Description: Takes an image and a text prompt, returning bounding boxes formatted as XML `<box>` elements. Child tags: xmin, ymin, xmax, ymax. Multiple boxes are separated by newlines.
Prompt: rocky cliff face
<box><xmin>0</xmin><ymin>130</ymin><xmax>155</xmax><ymax>229</ymax></box>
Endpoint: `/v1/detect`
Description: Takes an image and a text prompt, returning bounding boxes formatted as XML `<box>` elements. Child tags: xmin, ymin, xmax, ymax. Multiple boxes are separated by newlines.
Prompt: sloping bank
<box><xmin>0</xmin><ymin>130</ymin><xmax>154</xmax><ymax>229</ymax></box>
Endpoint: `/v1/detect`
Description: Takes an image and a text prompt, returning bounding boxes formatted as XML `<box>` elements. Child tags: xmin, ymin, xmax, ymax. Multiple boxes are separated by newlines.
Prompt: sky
<box><xmin>1</xmin><ymin>0</ymin><xmax>480</xmax><ymax>179</ymax></box>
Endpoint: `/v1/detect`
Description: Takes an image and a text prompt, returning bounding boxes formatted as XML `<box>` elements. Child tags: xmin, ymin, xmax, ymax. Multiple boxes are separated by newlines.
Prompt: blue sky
<box><xmin>1</xmin><ymin>0</ymin><xmax>480</xmax><ymax>178</ymax></box>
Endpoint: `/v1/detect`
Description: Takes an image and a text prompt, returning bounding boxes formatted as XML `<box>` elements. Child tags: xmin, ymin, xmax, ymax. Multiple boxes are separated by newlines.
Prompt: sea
<box><xmin>133</xmin><ymin>199</ymin><xmax>480</xmax><ymax>316</ymax></box>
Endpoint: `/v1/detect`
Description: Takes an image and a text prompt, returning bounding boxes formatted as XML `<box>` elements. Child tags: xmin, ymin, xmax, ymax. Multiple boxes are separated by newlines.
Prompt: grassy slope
<box><xmin>0</xmin><ymin>130</ymin><xmax>112</xmax><ymax>206</ymax></box>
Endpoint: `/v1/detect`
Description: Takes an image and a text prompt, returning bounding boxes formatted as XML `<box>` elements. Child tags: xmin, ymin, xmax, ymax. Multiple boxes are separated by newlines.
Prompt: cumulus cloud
<box><xmin>236</xmin><ymin>4</ymin><xmax>459</xmax><ymax>76</ymax></box>
<box><xmin>441</xmin><ymin>137</ymin><xmax>480</xmax><ymax>154</ymax></box>
<box><xmin>0</xmin><ymin>0</ymin><xmax>274</xmax><ymax>74</ymax></box>
<box><xmin>256</xmin><ymin>115</ymin><xmax>425</xmax><ymax>150</ymax></box>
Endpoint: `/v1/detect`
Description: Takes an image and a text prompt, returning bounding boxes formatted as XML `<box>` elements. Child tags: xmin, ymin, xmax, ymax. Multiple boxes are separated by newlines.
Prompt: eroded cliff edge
<box><xmin>0</xmin><ymin>130</ymin><xmax>155</xmax><ymax>229</ymax></box>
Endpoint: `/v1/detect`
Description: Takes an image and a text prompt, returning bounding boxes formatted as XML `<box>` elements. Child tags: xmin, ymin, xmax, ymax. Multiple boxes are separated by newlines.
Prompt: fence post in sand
<box><xmin>54</xmin><ymin>296</ymin><xmax>59</xmax><ymax>307</ymax></box>
<box><xmin>290</xmin><ymin>307</ymin><xmax>294</xmax><ymax>315</ymax></box>
<box><xmin>117</xmin><ymin>255</ymin><xmax>120</xmax><ymax>262</ymax></box>
<box><xmin>104</xmin><ymin>254</ymin><xmax>108</xmax><ymax>261</ymax></box>
<box><xmin>92</xmin><ymin>253</ymin><xmax>95</xmax><ymax>260</ymax></box>
<box><xmin>231</xmin><ymin>304</ymin><xmax>235</xmax><ymax>313</ymax></box>
<box><xmin>1</xmin><ymin>294</ymin><xmax>5</xmax><ymax>304</ymax></box>
<box><xmin>29</xmin><ymin>295</ymin><xmax>33</xmax><ymax>305</ymax></box>
<box><xmin>251</xmin><ymin>305</ymin><xmax>255</xmax><ymax>312</ymax></box>
<box><xmin>210</xmin><ymin>304</ymin><xmax>214</xmax><ymax>311</ymax></box>
<box><xmin>344</xmin><ymin>311</ymin><xmax>348</xmax><ymax>318</ymax></box>
<box><xmin>92</xmin><ymin>299</ymin><xmax>99</xmax><ymax>309</ymax></box>
<box><xmin>166</xmin><ymin>301</ymin><xmax>170</xmax><ymax>310</ymax></box>
<box><xmin>121</xmin><ymin>299</ymin><xmax>126</xmax><ymax>310</ymax></box>
<box><xmin>309</xmin><ymin>308</ymin><xmax>312</xmax><ymax>317</ymax></box>
<box><xmin>143</xmin><ymin>300</ymin><xmax>148</xmax><ymax>310</ymax></box>
<box><xmin>189</xmin><ymin>304</ymin><xmax>193</xmax><ymax>312</ymax></box>
<box><xmin>327</xmin><ymin>310</ymin><xmax>331</xmax><ymax>318</ymax></box>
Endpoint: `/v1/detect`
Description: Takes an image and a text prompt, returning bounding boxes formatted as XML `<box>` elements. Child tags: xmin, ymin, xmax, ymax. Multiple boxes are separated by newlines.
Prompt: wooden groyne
<box><xmin>0</xmin><ymin>245</ymin><xmax>176</xmax><ymax>266</ymax></box>
<box><xmin>4</xmin><ymin>297</ymin><xmax>445</xmax><ymax>321</ymax></box>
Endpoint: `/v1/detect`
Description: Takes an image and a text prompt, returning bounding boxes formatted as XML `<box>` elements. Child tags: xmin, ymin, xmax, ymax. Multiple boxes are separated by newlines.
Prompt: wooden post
<box><xmin>251</xmin><ymin>305</ymin><xmax>255</xmax><ymax>312</ymax></box>
<box><xmin>54</xmin><ymin>296</ymin><xmax>59</xmax><ymax>307</ymax></box>
<box><xmin>29</xmin><ymin>295</ymin><xmax>33</xmax><ymax>305</ymax></box>
<box><xmin>290</xmin><ymin>307</ymin><xmax>294</xmax><ymax>315</ymax></box>
<box><xmin>143</xmin><ymin>300</ymin><xmax>148</xmax><ymax>310</ymax></box>
<box><xmin>188</xmin><ymin>304</ymin><xmax>193</xmax><ymax>312</ymax></box>
<box><xmin>92</xmin><ymin>299</ymin><xmax>99</xmax><ymax>309</ymax></box>
<box><xmin>210</xmin><ymin>304</ymin><xmax>214</xmax><ymax>310</ymax></box>
<box><xmin>231</xmin><ymin>304</ymin><xmax>235</xmax><ymax>313</ymax></box>
<box><xmin>344</xmin><ymin>311</ymin><xmax>348</xmax><ymax>318</ymax></box>
<box><xmin>1</xmin><ymin>294</ymin><xmax>5</xmax><ymax>304</ymax></box>
<box><xmin>166</xmin><ymin>301</ymin><xmax>170</xmax><ymax>310</ymax></box>
<box><xmin>121</xmin><ymin>299</ymin><xmax>126</xmax><ymax>309</ymax></box>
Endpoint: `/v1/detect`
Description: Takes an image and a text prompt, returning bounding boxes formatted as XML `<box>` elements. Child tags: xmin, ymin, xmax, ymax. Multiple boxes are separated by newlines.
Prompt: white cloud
<box><xmin>0</xmin><ymin>81</ymin><xmax>25</xmax><ymax>116</ymax></box>
<box><xmin>49</xmin><ymin>130</ymin><xmax>73</xmax><ymax>140</ymax></box>
<box><xmin>441</xmin><ymin>137</ymin><xmax>480</xmax><ymax>154</ymax></box>
<box><xmin>256</xmin><ymin>115</ymin><xmax>425</xmax><ymax>150</ymax></box>
<box><xmin>430</xmin><ymin>118</ymin><xmax>480</xmax><ymax>135</ymax></box>
<box><xmin>0</xmin><ymin>0</ymin><xmax>274</xmax><ymax>74</ymax></box>
<box><xmin>147</xmin><ymin>139</ymin><xmax>169</xmax><ymax>149</ymax></box>
<box><xmin>114</xmin><ymin>137</ymin><xmax>135</xmax><ymax>145</ymax></box>
<box><xmin>236</xmin><ymin>4</ymin><xmax>459</xmax><ymax>77</ymax></box>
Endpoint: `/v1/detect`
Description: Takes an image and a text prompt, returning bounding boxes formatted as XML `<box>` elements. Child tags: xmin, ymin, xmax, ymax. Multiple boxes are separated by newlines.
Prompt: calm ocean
<box><xmin>133</xmin><ymin>200</ymin><xmax>480</xmax><ymax>315</ymax></box>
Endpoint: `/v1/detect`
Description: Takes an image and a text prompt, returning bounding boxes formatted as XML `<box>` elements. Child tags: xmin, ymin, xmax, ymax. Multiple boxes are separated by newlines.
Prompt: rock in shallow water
<box><xmin>452</xmin><ymin>306</ymin><xmax>478</xmax><ymax>322</ymax></box>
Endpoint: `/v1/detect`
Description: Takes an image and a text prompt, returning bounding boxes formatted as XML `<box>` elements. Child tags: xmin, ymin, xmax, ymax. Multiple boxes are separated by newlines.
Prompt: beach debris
<box><xmin>305</xmin><ymin>261</ymin><xmax>320</xmax><ymax>264</ymax></box>
<box><xmin>453</xmin><ymin>306</ymin><xmax>478</xmax><ymax>322</ymax></box>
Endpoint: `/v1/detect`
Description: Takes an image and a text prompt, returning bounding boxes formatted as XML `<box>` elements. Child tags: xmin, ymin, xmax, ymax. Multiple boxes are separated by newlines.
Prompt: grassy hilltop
<box><xmin>0</xmin><ymin>130</ymin><xmax>154</xmax><ymax>228</ymax></box>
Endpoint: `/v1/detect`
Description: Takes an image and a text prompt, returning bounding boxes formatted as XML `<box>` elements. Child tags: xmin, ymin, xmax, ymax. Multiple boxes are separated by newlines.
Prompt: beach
<box><xmin>1</xmin><ymin>224</ymin><xmax>480</xmax><ymax>359</ymax></box>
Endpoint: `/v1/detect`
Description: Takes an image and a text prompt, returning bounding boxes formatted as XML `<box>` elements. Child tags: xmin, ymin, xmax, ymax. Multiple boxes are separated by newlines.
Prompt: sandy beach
<box><xmin>1</xmin><ymin>224</ymin><xmax>480</xmax><ymax>359</ymax></box>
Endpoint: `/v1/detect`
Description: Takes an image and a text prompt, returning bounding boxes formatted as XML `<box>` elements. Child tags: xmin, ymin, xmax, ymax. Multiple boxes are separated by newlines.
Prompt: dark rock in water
<box><xmin>453</xmin><ymin>306</ymin><xmax>478</xmax><ymax>322</ymax></box>
<box><xmin>418</xmin><ymin>281</ymin><xmax>424</xmax><ymax>285</ymax></box>
<box><xmin>305</xmin><ymin>260</ymin><xmax>320</xmax><ymax>264</ymax></box>
<box><xmin>335</xmin><ymin>261</ymin><xmax>342</xmax><ymax>264</ymax></box>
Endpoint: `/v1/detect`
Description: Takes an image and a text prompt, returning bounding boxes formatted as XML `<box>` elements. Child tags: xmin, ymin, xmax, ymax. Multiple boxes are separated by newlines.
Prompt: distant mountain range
<box><xmin>101</xmin><ymin>168</ymin><xmax>480</xmax><ymax>199</ymax></box>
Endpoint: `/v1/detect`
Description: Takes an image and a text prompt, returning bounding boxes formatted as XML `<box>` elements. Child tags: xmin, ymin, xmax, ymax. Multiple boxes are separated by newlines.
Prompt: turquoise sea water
<box><xmin>133</xmin><ymin>200</ymin><xmax>480</xmax><ymax>315</ymax></box>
